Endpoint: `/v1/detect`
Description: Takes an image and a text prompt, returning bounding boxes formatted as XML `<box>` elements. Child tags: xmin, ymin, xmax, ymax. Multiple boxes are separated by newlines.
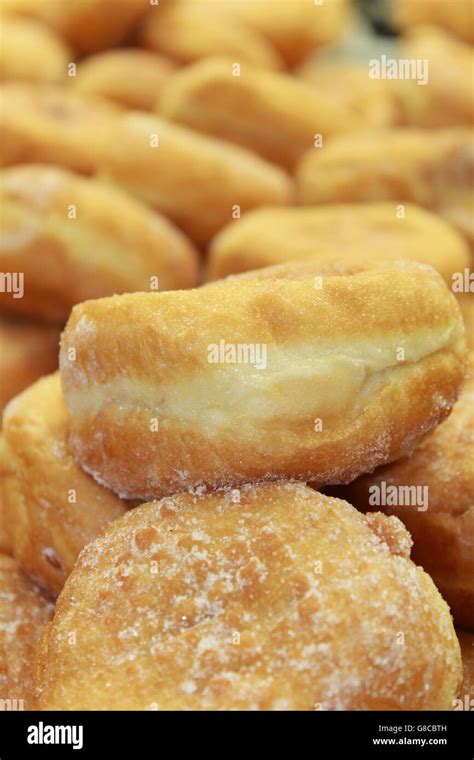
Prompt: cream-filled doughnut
<box><xmin>60</xmin><ymin>258</ymin><xmax>466</xmax><ymax>500</ymax></box>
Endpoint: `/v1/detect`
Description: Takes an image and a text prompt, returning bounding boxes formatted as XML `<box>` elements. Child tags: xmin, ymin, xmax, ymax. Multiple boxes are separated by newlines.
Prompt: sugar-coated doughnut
<box><xmin>296</xmin><ymin>128</ymin><xmax>474</xmax><ymax>249</ymax></box>
<box><xmin>139</xmin><ymin>0</ymin><xmax>283</xmax><ymax>70</ymax></box>
<box><xmin>207</xmin><ymin>203</ymin><xmax>470</xmax><ymax>284</ymax></box>
<box><xmin>393</xmin><ymin>0</ymin><xmax>474</xmax><ymax>44</ymax></box>
<box><xmin>74</xmin><ymin>49</ymin><xmax>176</xmax><ymax>112</ymax></box>
<box><xmin>457</xmin><ymin>631</ymin><xmax>474</xmax><ymax>705</ymax></box>
<box><xmin>2</xmin><ymin>373</ymin><xmax>130</xmax><ymax>595</ymax></box>
<box><xmin>0</xmin><ymin>553</ymin><xmax>53</xmax><ymax>709</ymax></box>
<box><xmin>396</xmin><ymin>27</ymin><xmax>474</xmax><ymax>128</ymax></box>
<box><xmin>0</xmin><ymin>315</ymin><xmax>59</xmax><ymax>414</ymax></box>
<box><xmin>0</xmin><ymin>164</ymin><xmax>199</xmax><ymax>322</ymax></box>
<box><xmin>158</xmin><ymin>57</ymin><xmax>356</xmax><ymax>170</ymax></box>
<box><xmin>341</xmin><ymin>353</ymin><xmax>474</xmax><ymax>630</ymax></box>
<box><xmin>60</xmin><ymin>258</ymin><xmax>466</xmax><ymax>500</ymax></box>
<box><xmin>458</xmin><ymin>295</ymin><xmax>474</xmax><ymax>351</ymax></box>
<box><xmin>0</xmin><ymin>16</ymin><xmax>70</xmax><ymax>83</ymax></box>
<box><xmin>2</xmin><ymin>0</ymin><xmax>149</xmax><ymax>54</ymax></box>
<box><xmin>96</xmin><ymin>110</ymin><xmax>293</xmax><ymax>245</ymax></box>
<box><xmin>297</xmin><ymin>59</ymin><xmax>400</xmax><ymax>129</ymax></box>
<box><xmin>0</xmin><ymin>83</ymin><xmax>120</xmax><ymax>174</ymax></box>
<box><xmin>34</xmin><ymin>482</ymin><xmax>462</xmax><ymax>710</ymax></box>
<box><xmin>220</xmin><ymin>0</ymin><xmax>349</xmax><ymax>66</ymax></box>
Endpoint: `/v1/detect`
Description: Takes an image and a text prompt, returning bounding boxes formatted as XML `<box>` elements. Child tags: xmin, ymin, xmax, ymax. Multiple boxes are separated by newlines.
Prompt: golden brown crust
<box><xmin>60</xmin><ymin>259</ymin><xmax>467</xmax><ymax>500</ymax></box>
<box><xmin>138</xmin><ymin>0</ymin><xmax>283</xmax><ymax>70</ymax></box>
<box><xmin>296</xmin><ymin>128</ymin><xmax>474</xmax><ymax>249</ymax></box>
<box><xmin>0</xmin><ymin>83</ymin><xmax>120</xmax><ymax>174</ymax></box>
<box><xmin>0</xmin><ymin>16</ymin><xmax>70</xmax><ymax>83</ymax></box>
<box><xmin>207</xmin><ymin>203</ymin><xmax>470</xmax><ymax>284</ymax></box>
<box><xmin>74</xmin><ymin>49</ymin><xmax>176</xmax><ymax>111</ymax></box>
<box><xmin>297</xmin><ymin>59</ymin><xmax>400</xmax><ymax>129</ymax></box>
<box><xmin>342</xmin><ymin>353</ymin><xmax>474</xmax><ymax>630</ymax></box>
<box><xmin>158</xmin><ymin>57</ymin><xmax>356</xmax><ymax>170</ymax></box>
<box><xmin>2</xmin><ymin>373</ymin><xmax>129</xmax><ymax>595</ymax></box>
<box><xmin>396</xmin><ymin>27</ymin><xmax>474</xmax><ymax>128</ymax></box>
<box><xmin>0</xmin><ymin>437</ymin><xmax>12</xmax><ymax>554</ymax></box>
<box><xmin>458</xmin><ymin>630</ymin><xmax>474</xmax><ymax>701</ymax></box>
<box><xmin>2</xmin><ymin>0</ymin><xmax>149</xmax><ymax>54</ymax></box>
<box><xmin>0</xmin><ymin>315</ymin><xmax>59</xmax><ymax>414</ymax></box>
<box><xmin>34</xmin><ymin>483</ymin><xmax>461</xmax><ymax>710</ymax></box>
<box><xmin>458</xmin><ymin>294</ymin><xmax>474</xmax><ymax>351</ymax></box>
<box><xmin>0</xmin><ymin>553</ymin><xmax>53</xmax><ymax>708</ymax></box>
<box><xmin>393</xmin><ymin>0</ymin><xmax>474</xmax><ymax>44</ymax></box>
<box><xmin>0</xmin><ymin>164</ymin><xmax>199</xmax><ymax>321</ymax></box>
<box><xmin>96</xmin><ymin>110</ymin><xmax>293</xmax><ymax>245</ymax></box>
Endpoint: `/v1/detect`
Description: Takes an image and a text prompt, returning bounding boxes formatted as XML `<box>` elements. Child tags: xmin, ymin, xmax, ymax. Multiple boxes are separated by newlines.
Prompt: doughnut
<box><xmin>296</xmin><ymin>59</ymin><xmax>400</xmax><ymax>129</ymax></box>
<box><xmin>0</xmin><ymin>164</ymin><xmax>199</xmax><ymax>322</ymax></box>
<box><xmin>220</xmin><ymin>0</ymin><xmax>349</xmax><ymax>66</ymax></box>
<box><xmin>96</xmin><ymin>110</ymin><xmax>293</xmax><ymax>245</ymax></box>
<box><xmin>457</xmin><ymin>631</ymin><xmax>474</xmax><ymax>706</ymax></box>
<box><xmin>1</xmin><ymin>373</ymin><xmax>130</xmax><ymax>596</ymax></box>
<box><xmin>341</xmin><ymin>352</ymin><xmax>474</xmax><ymax>630</ymax></box>
<box><xmin>0</xmin><ymin>315</ymin><xmax>59</xmax><ymax>414</ymax></box>
<box><xmin>158</xmin><ymin>57</ymin><xmax>356</xmax><ymax>171</ymax></box>
<box><xmin>2</xmin><ymin>0</ymin><xmax>149</xmax><ymax>54</ymax></box>
<box><xmin>0</xmin><ymin>437</ymin><xmax>12</xmax><ymax>554</ymax></box>
<box><xmin>396</xmin><ymin>27</ymin><xmax>474</xmax><ymax>127</ymax></box>
<box><xmin>207</xmin><ymin>202</ymin><xmax>470</xmax><ymax>284</ymax></box>
<box><xmin>0</xmin><ymin>83</ymin><xmax>120</xmax><ymax>174</ymax></box>
<box><xmin>0</xmin><ymin>553</ymin><xmax>53</xmax><ymax>709</ymax></box>
<box><xmin>393</xmin><ymin>0</ymin><xmax>474</xmax><ymax>44</ymax></box>
<box><xmin>34</xmin><ymin>482</ymin><xmax>462</xmax><ymax>710</ymax></box>
<box><xmin>139</xmin><ymin>0</ymin><xmax>283</xmax><ymax>70</ymax></box>
<box><xmin>0</xmin><ymin>16</ymin><xmax>70</xmax><ymax>83</ymax></box>
<box><xmin>296</xmin><ymin>128</ymin><xmax>474</xmax><ymax>249</ymax></box>
<box><xmin>74</xmin><ymin>49</ymin><xmax>176</xmax><ymax>111</ymax></box>
<box><xmin>59</xmin><ymin>258</ymin><xmax>467</xmax><ymax>501</ymax></box>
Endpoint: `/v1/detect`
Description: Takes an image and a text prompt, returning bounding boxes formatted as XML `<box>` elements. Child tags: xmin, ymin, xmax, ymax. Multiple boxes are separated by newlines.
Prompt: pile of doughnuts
<box><xmin>0</xmin><ymin>0</ymin><xmax>473</xmax><ymax>712</ymax></box>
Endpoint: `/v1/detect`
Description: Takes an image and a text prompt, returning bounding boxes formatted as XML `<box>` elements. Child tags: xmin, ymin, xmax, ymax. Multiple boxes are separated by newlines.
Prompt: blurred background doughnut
<box><xmin>0</xmin><ymin>15</ymin><xmax>70</xmax><ymax>83</ymax></box>
<box><xmin>340</xmin><ymin>353</ymin><xmax>474</xmax><ymax>630</ymax></box>
<box><xmin>35</xmin><ymin>483</ymin><xmax>461</xmax><ymax>710</ymax></box>
<box><xmin>207</xmin><ymin>202</ymin><xmax>470</xmax><ymax>283</ymax></box>
<box><xmin>60</xmin><ymin>259</ymin><xmax>466</xmax><ymax>500</ymax></box>
<box><xmin>73</xmin><ymin>48</ymin><xmax>176</xmax><ymax>111</ymax></box>
<box><xmin>0</xmin><ymin>315</ymin><xmax>59</xmax><ymax>414</ymax></box>
<box><xmin>0</xmin><ymin>553</ymin><xmax>53</xmax><ymax>709</ymax></box>
<box><xmin>0</xmin><ymin>164</ymin><xmax>199</xmax><ymax>322</ymax></box>
<box><xmin>392</xmin><ymin>0</ymin><xmax>474</xmax><ymax>44</ymax></box>
<box><xmin>1</xmin><ymin>373</ymin><xmax>131</xmax><ymax>595</ymax></box>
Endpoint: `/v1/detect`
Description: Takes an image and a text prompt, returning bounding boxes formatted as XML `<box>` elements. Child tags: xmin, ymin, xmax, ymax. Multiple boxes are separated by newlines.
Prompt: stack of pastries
<box><xmin>0</xmin><ymin>0</ymin><xmax>473</xmax><ymax>712</ymax></box>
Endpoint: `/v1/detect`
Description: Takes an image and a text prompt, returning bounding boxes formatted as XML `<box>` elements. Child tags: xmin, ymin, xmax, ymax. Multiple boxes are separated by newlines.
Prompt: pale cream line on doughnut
<box><xmin>63</xmin><ymin>320</ymin><xmax>461</xmax><ymax>433</ymax></box>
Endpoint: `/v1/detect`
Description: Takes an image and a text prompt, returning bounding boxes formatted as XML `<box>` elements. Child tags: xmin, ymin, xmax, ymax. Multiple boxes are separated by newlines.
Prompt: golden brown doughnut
<box><xmin>0</xmin><ymin>553</ymin><xmax>53</xmax><ymax>709</ymax></box>
<box><xmin>0</xmin><ymin>15</ymin><xmax>70</xmax><ymax>83</ymax></box>
<box><xmin>457</xmin><ymin>630</ymin><xmax>474</xmax><ymax>706</ymax></box>
<box><xmin>96</xmin><ymin>110</ymin><xmax>293</xmax><ymax>245</ymax></box>
<box><xmin>0</xmin><ymin>437</ymin><xmax>12</xmax><ymax>554</ymax></box>
<box><xmin>393</xmin><ymin>0</ymin><xmax>474</xmax><ymax>44</ymax></box>
<box><xmin>2</xmin><ymin>373</ymin><xmax>130</xmax><ymax>596</ymax></box>
<box><xmin>0</xmin><ymin>315</ymin><xmax>59</xmax><ymax>414</ymax></box>
<box><xmin>2</xmin><ymin>0</ymin><xmax>149</xmax><ymax>54</ymax></box>
<box><xmin>221</xmin><ymin>0</ymin><xmax>349</xmax><ymax>66</ymax></box>
<box><xmin>74</xmin><ymin>49</ymin><xmax>176</xmax><ymax>112</ymax></box>
<box><xmin>60</xmin><ymin>258</ymin><xmax>466</xmax><ymax>500</ymax></box>
<box><xmin>34</xmin><ymin>483</ymin><xmax>462</xmax><ymax>710</ymax></box>
<box><xmin>396</xmin><ymin>27</ymin><xmax>474</xmax><ymax>128</ymax></box>
<box><xmin>0</xmin><ymin>83</ymin><xmax>120</xmax><ymax>174</ymax></box>
<box><xmin>296</xmin><ymin>128</ymin><xmax>474</xmax><ymax>249</ymax></box>
<box><xmin>341</xmin><ymin>353</ymin><xmax>474</xmax><ymax>630</ymax></box>
<box><xmin>297</xmin><ymin>59</ymin><xmax>400</xmax><ymax>129</ymax></box>
<box><xmin>158</xmin><ymin>57</ymin><xmax>356</xmax><ymax>170</ymax></box>
<box><xmin>139</xmin><ymin>0</ymin><xmax>283</xmax><ymax>70</ymax></box>
<box><xmin>0</xmin><ymin>164</ymin><xmax>199</xmax><ymax>322</ymax></box>
<box><xmin>207</xmin><ymin>202</ymin><xmax>470</xmax><ymax>284</ymax></box>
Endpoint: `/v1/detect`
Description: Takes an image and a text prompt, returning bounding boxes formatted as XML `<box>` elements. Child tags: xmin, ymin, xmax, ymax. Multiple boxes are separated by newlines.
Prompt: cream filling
<box><xmin>64</xmin><ymin>322</ymin><xmax>461</xmax><ymax>432</ymax></box>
